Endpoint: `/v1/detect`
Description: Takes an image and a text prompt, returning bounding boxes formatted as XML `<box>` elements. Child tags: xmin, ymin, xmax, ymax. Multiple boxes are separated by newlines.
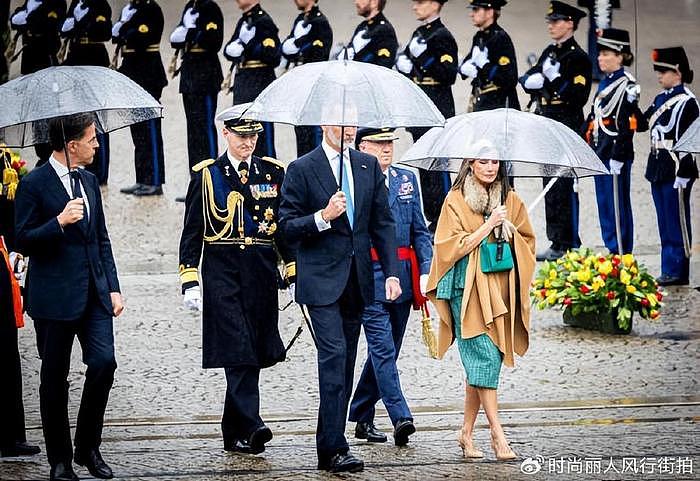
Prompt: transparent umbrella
<box><xmin>673</xmin><ymin>117</ymin><xmax>700</xmax><ymax>153</ymax></box>
<box><xmin>0</xmin><ymin>65</ymin><xmax>162</xmax><ymax>147</ymax></box>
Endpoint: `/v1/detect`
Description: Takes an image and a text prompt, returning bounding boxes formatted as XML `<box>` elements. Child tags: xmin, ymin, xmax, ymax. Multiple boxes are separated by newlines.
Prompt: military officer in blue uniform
<box><xmin>340</xmin><ymin>0</ymin><xmax>398</xmax><ymax>69</ymax></box>
<box><xmin>348</xmin><ymin>128</ymin><xmax>432</xmax><ymax>447</ymax></box>
<box><xmin>638</xmin><ymin>47</ymin><xmax>698</xmax><ymax>286</ymax></box>
<box><xmin>281</xmin><ymin>0</ymin><xmax>332</xmax><ymax>157</ymax></box>
<box><xmin>223</xmin><ymin>1</ymin><xmax>281</xmax><ymax>159</ymax></box>
<box><xmin>9</xmin><ymin>0</ymin><xmax>66</xmax><ymax>75</ymax></box>
<box><xmin>178</xmin><ymin>104</ymin><xmax>295</xmax><ymax>455</ymax></box>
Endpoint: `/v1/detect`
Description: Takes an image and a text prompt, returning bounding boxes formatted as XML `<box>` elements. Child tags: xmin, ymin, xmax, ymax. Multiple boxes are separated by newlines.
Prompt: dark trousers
<box><xmin>183</xmin><ymin>93</ymin><xmax>219</xmax><ymax>174</ymax></box>
<box><xmin>294</xmin><ymin>125</ymin><xmax>322</xmax><ymax>158</ymax></box>
<box><xmin>85</xmin><ymin>133</ymin><xmax>110</xmax><ymax>185</ymax></box>
<box><xmin>130</xmin><ymin>118</ymin><xmax>165</xmax><ymax>186</ymax></box>
<box><xmin>349</xmin><ymin>300</ymin><xmax>412</xmax><ymax>427</ymax></box>
<box><xmin>307</xmin><ymin>265</ymin><xmax>364</xmax><ymax>461</ymax></box>
<box><xmin>594</xmin><ymin>160</ymin><xmax>634</xmax><ymax>254</ymax></box>
<box><xmin>651</xmin><ymin>179</ymin><xmax>694</xmax><ymax>280</ymax></box>
<box><xmin>33</xmin><ymin>295</ymin><xmax>116</xmax><ymax>466</ymax></box>
<box><xmin>0</xmin><ymin>321</ymin><xmax>28</xmax><ymax>449</ymax></box>
<box><xmin>543</xmin><ymin>177</ymin><xmax>581</xmax><ymax>251</ymax></box>
<box><xmin>221</xmin><ymin>367</ymin><xmax>263</xmax><ymax>444</ymax></box>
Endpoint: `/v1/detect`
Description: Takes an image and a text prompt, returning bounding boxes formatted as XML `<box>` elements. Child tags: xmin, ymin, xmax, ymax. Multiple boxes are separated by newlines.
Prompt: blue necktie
<box><xmin>339</xmin><ymin>154</ymin><xmax>354</xmax><ymax>229</ymax></box>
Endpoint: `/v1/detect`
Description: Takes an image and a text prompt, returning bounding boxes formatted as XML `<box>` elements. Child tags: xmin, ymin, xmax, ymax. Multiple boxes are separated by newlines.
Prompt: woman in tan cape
<box><xmin>426</xmin><ymin>157</ymin><xmax>536</xmax><ymax>460</ymax></box>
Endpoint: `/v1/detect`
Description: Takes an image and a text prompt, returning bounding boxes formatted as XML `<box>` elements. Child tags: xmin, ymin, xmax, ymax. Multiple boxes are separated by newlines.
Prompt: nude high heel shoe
<box><xmin>490</xmin><ymin>435</ymin><xmax>517</xmax><ymax>461</ymax></box>
<box><xmin>457</xmin><ymin>429</ymin><xmax>484</xmax><ymax>458</ymax></box>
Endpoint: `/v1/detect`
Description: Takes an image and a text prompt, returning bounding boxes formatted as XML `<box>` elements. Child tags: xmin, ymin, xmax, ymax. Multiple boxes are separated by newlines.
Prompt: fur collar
<box><xmin>462</xmin><ymin>174</ymin><xmax>502</xmax><ymax>215</ymax></box>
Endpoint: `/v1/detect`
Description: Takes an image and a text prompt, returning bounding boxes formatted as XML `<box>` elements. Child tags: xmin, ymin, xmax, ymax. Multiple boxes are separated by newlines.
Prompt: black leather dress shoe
<box><xmin>393</xmin><ymin>419</ymin><xmax>416</xmax><ymax>446</ymax></box>
<box><xmin>74</xmin><ymin>448</ymin><xmax>113</xmax><ymax>479</ymax></box>
<box><xmin>536</xmin><ymin>246</ymin><xmax>566</xmax><ymax>262</ymax></box>
<box><xmin>248</xmin><ymin>425</ymin><xmax>273</xmax><ymax>454</ymax></box>
<box><xmin>1</xmin><ymin>441</ymin><xmax>41</xmax><ymax>457</ymax></box>
<box><xmin>50</xmin><ymin>461</ymin><xmax>78</xmax><ymax>481</ymax></box>
<box><xmin>132</xmin><ymin>185</ymin><xmax>163</xmax><ymax>196</ymax></box>
<box><xmin>119</xmin><ymin>183</ymin><xmax>143</xmax><ymax>194</ymax></box>
<box><xmin>656</xmin><ymin>274</ymin><xmax>689</xmax><ymax>286</ymax></box>
<box><xmin>355</xmin><ymin>422</ymin><xmax>387</xmax><ymax>443</ymax></box>
<box><xmin>224</xmin><ymin>439</ymin><xmax>255</xmax><ymax>454</ymax></box>
<box><xmin>321</xmin><ymin>452</ymin><xmax>364</xmax><ymax>473</ymax></box>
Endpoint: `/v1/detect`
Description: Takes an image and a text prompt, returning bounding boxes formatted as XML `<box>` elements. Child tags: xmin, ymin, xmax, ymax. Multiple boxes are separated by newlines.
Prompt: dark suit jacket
<box><xmin>279</xmin><ymin>146</ymin><xmax>398</xmax><ymax>306</ymax></box>
<box><xmin>14</xmin><ymin>162</ymin><xmax>120</xmax><ymax>321</ymax></box>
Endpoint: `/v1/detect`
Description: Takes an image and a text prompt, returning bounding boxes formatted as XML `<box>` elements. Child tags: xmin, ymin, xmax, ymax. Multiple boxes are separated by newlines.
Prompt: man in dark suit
<box><xmin>279</xmin><ymin>124</ymin><xmax>401</xmax><ymax>473</ymax></box>
<box><xmin>14</xmin><ymin>113</ymin><xmax>124</xmax><ymax>481</ymax></box>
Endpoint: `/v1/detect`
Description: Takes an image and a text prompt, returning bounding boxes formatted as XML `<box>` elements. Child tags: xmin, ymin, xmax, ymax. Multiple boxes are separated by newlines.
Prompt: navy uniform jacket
<box><xmin>279</xmin><ymin>146</ymin><xmax>399</xmax><ymax>307</ymax></box>
<box><xmin>461</xmin><ymin>22</ymin><xmax>520</xmax><ymax>111</ymax></box>
<box><xmin>14</xmin><ymin>164</ymin><xmax>120</xmax><ymax>321</ymax></box>
<box><xmin>281</xmin><ymin>4</ymin><xmax>332</xmax><ymax>66</ymax></box>
<box><xmin>179</xmin><ymin>154</ymin><xmax>294</xmax><ymax>369</ymax></box>
<box><xmin>171</xmin><ymin>0</ymin><xmax>223</xmax><ymax>95</ymax></box>
<box><xmin>522</xmin><ymin>36</ymin><xmax>592</xmax><ymax>130</ymax></box>
<box><xmin>113</xmin><ymin>0</ymin><xmax>167</xmax><ymax>97</ymax></box>
<box><xmin>62</xmin><ymin>0</ymin><xmax>112</xmax><ymax>67</ymax></box>
<box><xmin>348</xmin><ymin>12</ymin><xmax>397</xmax><ymax>69</ymax></box>
<box><xmin>640</xmin><ymin>84</ymin><xmax>699</xmax><ymax>183</ymax></box>
<box><xmin>10</xmin><ymin>0</ymin><xmax>66</xmax><ymax>74</ymax></box>
<box><xmin>373</xmin><ymin>167</ymin><xmax>432</xmax><ymax>305</ymax></box>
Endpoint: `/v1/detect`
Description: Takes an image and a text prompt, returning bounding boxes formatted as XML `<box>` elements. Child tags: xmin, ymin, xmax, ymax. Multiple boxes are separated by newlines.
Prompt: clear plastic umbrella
<box><xmin>0</xmin><ymin>66</ymin><xmax>162</xmax><ymax>147</ymax></box>
<box><xmin>673</xmin><ymin>117</ymin><xmax>700</xmax><ymax>153</ymax></box>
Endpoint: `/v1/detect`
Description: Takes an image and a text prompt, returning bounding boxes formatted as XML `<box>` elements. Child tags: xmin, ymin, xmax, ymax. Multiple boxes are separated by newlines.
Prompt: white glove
<box><xmin>120</xmin><ymin>4</ymin><xmax>136</xmax><ymax>22</ymax></box>
<box><xmin>112</xmin><ymin>21</ymin><xmax>124</xmax><ymax>38</ymax></box>
<box><xmin>27</xmin><ymin>0</ymin><xmax>42</xmax><ymax>14</ymax></box>
<box><xmin>609</xmin><ymin>159</ymin><xmax>624</xmax><ymax>175</ymax></box>
<box><xmin>337</xmin><ymin>46</ymin><xmax>355</xmax><ymax>60</ymax></box>
<box><xmin>500</xmin><ymin>219</ymin><xmax>516</xmax><ymax>241</ymax></box>
<box><xmin>287</xmin><ymin>283</ymin><xmax>296</xmax><ymax>302</ymax></box>
<box><xmin>673</xmin><ymin>177</ymin><xmax>690</xmax><ymax>189</ymax></box>
<box><xmin>282</xmin><ymin>37</ymin><xmax>299</xmax><ymax>56</ymax></box>
<box><xmin>239</xmin><ymin>22</ymin><xmax>256</xmax><ymax>44</ymax></box>
<box><xmin>293</xmin><ymin>19</ymin><xmax>311</xmax><ymax>39</ymax></box>
<box><xmin>73</xmin><ymin>1</ymin><xmax>89</xmax><ymax>21</ymax></box>
<box><xmin>460</xmin><ymin>59</ymin><xmax>478</xmax><ymax>78</ymax></box>
<box><xmin>182</xmin><ymin>7</ymin><xmax>199</xmax><ymax>29</ymax></box>
<box><xmin>9</xmin><ymin>252</ymin><xmax>25</xmax><ymax>281</ymax></box>
<box><xmin>523</xmin><ymin>72</ymin><xmax>545</xmax><ymax>90</ymax></box>
<box><xmin>396</xmin><ymin>53</ymin><xmax>413</xmax><ymax>74</ymax></box>
<box><xmin>61</xmin><ymin>17</ymin><xmax>75</xmax><ymax>33</ymax></box>
<box><xmin>11</xmin><ymin>10</ymin><xmax>28</xmax><ymax>26</ymax></box>
<box><xmin>542</xmin><ymin>57</ymin><xmax>561</xmax><ymax>81</ymax></box>
<box><xmin>626</xmin><ymin>83</ymin><xmax>640</xmax><ymax>103</ymax></box>
<box><xmin>470</xmin><ymin>45</ymin><xmax>489</xmax><ymax>69</ymax></box>
<box><xmin>408</xmin><ymin>36</ymin><xmax>427</xmax><ymax>58</ymax></box>
<box><xmin>170</xmin><ymin>25</ymin><xmax>187</xmax><ymax>44</ymax></box>
<box><xmin>225</xmin><ymin>39</ymin><xmax>245</xmax><ymax>58</ymax></box>
<box><xmin>419</xmin><ymin>274</ymin><xmax>429</xmax><ymax>296</ymax></box>
<box><xmin>183</xmin><ymin>286</ymin><xmax>202</xmax><ymax>311</ymax></box>
<box><xmin>351</xmin><ymin>28</ymin><xmax>371</xmax><ymax>53</ymax></box>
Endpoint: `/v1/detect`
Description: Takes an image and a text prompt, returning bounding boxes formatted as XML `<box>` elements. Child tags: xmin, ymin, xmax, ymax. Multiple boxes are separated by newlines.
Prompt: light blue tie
<box><xmin>339</xmin><ymin>153</ymin><xmax>354</xmax><ymax>229</ymax></box>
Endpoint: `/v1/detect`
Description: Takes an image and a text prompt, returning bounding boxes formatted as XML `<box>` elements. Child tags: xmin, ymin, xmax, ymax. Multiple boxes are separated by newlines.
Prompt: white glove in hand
<box><xmin>282</xmin><ymin>37</ymin><xmax>299</xmax><ymax>55</ymax></box>
<box><xmin>459</xmin><ymin>59</ymin><xmax>477</xmax><ymax>78</ymax></box>
<box><xmin>609</xmin><ymin>159</ymin><xmax>624</xmax><ymax>175</ymax></box>
<box><xmin>293</xmin><ymin>19</ymin><xmax>311</xmax><ymax>39</ymax></box>
<box><xmin>673</xmin><ymin>177</ymin><xmax>690</xmax><ymax>189</ymax></box>
<box><xmin>396</xmin><ymin>54</ymin><xmax>413</xmax><ymax>74</ymax></box>
<box><xmin>351</xmin><ymin>28</ymin><xmax>371</xmax><ymax>53</ymax></box>
<box><xmin>11</xmin><ymin>10</ymin><xmax>28</xmax><ymax>26</ymax></box>
<box><xmin>9</xmin><ymin>252</ymin><xmax>25</xmax><ymax>281</ymax></box>
<box><xmin>500</xmin><ymin>219</ymin><xmax>516</xmax><ymax>241</ymax></box>
<box><xmin>73</xmin><ymin>1</ymin><xmax>89</xmax><ymax>22</ymax></box>
<box><xmin>470</xmin><ymin>45</ymin><xmax>489</xmax><ymax>69</ymax></box>
<box><xmin>112</xmin><ymin>21</ymin><xmax>123</xmax><ymax>38</ymax></box>
<box><xmin>408</xmin><ymin>36</ymin><xmax>427</xmax><ymax>58</ymax></box>
<box><xmin>182</xmin><ymin>8</ymin><xmax>199</xmax><ymax>29</ymax></box>
<box><xmin>170</xmin><ymin>25</ymin><xmax>187</xmax><ymax>44</ymax></box>
<box><xmin>225</xmin><ymin>39</ymin><xmax>245</xmax><ymax>58</ymax></box>
<box><xmin>523</xmin><ymin>72</ymin><xmax>545</xmax><ymax>90</ymax></box>
<box><xmin>183</xmin><ymin>286</ymin><xmax>202</xmax><ymax>311</ymax></box>
<box><xmin>626</xmin><ymin>84</ymin><xmax>640</xmax><ymax>103</ymax></box>
<box><xmin>61</xmin><ymin>17</ymin><xmax>75</xmax><ymax>33</ymax></box>
<box><xmin>419</xmin><ymin>274</ymin><xmax>429</xmax><ymax>296</ymax></box>
<box><xmin>120</xmin><ymin>4</ymin><xmax>137</xmax><ymax>22</ymax></box>
<box><xmin>239</xmin><ymin>22</ymin><xmax>256</xmax><ymax>44</ymax></box>
<box><xmin>27</xmin><ymin>0</ymin><xmax>42</xmax><ymax>14</ymax></box>
<box><xmin>542</xmin><ymin>57</ymin><xmax>561</xmax><ymax>81</ymax></box>
<box><xmin>340</xmin><ymin>46</ymin><xmax>355</xmax><ymax>60</ymax></box>
<box><xmin>287</xmin><ymin>283</ymin><xmax>296</xmax><ymax>302</ymax></box>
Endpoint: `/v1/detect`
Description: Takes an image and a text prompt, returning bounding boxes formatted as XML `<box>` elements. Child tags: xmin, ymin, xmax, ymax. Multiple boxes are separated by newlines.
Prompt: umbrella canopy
<box><xmin>0</xmin><ymin>66</ymin><xmax>162</xmax><ymax>147</ymax></box>
<box><xmin>673</xmin><ymin>117</ymin><xmax>700</xmax><ymax>153</ymax></box>
<box><xmin>244</xmin><ymin>59</ymin><xmax>445</xmax><ymax>128</ymax></box>
<box><xmin>399</xmin><ymin>109</ymin><xmax>608</xmax><ymax>178</ymax></box>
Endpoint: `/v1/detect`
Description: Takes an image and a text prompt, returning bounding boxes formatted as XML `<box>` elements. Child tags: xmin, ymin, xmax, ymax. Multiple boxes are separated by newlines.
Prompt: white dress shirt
<box><xmin>49</xmin><ymin>155</ymin><xmax>90</xmax><ymax>219</ymax></box>
<box><xmin>314</xmin><ymin>140</ymin><xmax>355</xmax><ymax>231</ymax></box>
<box><xmin>226</xmin><ymin>150</ymin><xmax>253</xmax><ymax>175</ymax></box>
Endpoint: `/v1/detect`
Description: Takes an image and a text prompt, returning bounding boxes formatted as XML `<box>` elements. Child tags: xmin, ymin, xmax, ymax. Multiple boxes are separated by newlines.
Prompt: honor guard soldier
<box><xmin>584</xmin><ymin>28</ymin><xmax>639</xmax><ymax>255</ymax></box>
<box><xmin>223</xmin><ymin>1</ymin><xmax>281</xmax><ymax>159</ymax></box>
<box><xmin>459</xmin><ymin>0</ymin><xmax>519</xmax><ymax>111</ymax></box>
<box><xmin>282</xmin><ymin>0</ymin><xmax>332</xmax><ymax>157</ymax></box>
<box><xmin>340</xmin><ymin>0</ymin><xmax>398</xmax><ymax>69</ymax></box>
<box><xmin>170</xmin><ymin>0</ymin><xmax>224</xmax><ymax>202</ymax></box>
<box><xmin>396</xmin><ymin>0</ymin><xmax>458</xmax><ymax>232</ymax></box>
<box><xmin>112</xmin><ymin>0</ymin><xmax>167</xmax><ymax>197</ymax></box>
<box><xmin>577</xmin><ymin>0</ymin><xmax>619</xmax><ymax>81</ymax></box>
<box><xmin>178</xmin><ymin>104</ymin><xmax>295</xmax><ymax>455</ymax></box>
<box><xmin>9</xmin><ymin>0</ymin><xmax>66</xmax><ymax>74</ymax></box>
<box><xmin>60</xmin><ymin>0</ymin><xmax>112</xmax><ymax>186</ymax></box>
<box><xmin>348</xmin><ymin>128</ymin><xmax>432</xmax><ymax>447</ymax></box>
<box><xmin>638</xmin><ymin>47</ymin><xmax>698</xmax><ymax>286</ymax></box>
<box><xmin>520</xmin><ymin>1</ymin><xmax>592</xmax><ymax>261</ymax></box>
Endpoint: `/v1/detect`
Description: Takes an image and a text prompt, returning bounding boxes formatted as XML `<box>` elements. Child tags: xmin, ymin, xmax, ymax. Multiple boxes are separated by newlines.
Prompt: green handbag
<box><xmin>480</xmin><ymin>236</ymin><xmax>514</xmax><ymax>273</ymax></box>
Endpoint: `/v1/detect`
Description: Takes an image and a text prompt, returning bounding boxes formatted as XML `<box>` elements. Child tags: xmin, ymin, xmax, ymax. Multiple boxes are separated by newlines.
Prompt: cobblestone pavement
<box><xmin>2</xmin><ymin>0</ymin><xmax>699</xmax><ymax>480</ymax></box>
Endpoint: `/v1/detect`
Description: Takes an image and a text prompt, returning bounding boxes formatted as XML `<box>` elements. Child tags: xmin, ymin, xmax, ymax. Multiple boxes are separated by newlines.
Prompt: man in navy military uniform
<box><xmin>638</xmin><ymin>47</ymin><xmax>698</xmax><ymax>286</ymax></box>
<box><xmin>520</xmin><ymin>1</ymin><xmax>592</xmax><ymax>260</ymax></box>
<box><xmin>170</xmin><ymin>0</ymin><xmax>224</xmax><ymax>202</ymax></box>
<box><xmin>459</xmin><ymin>0</ymin><xmax>520</xmax><ymax>111</ymax></box>
<box><xmin>281</xmin><ymin>0</ymin><xmax>332</xmax><ymax>157</ymax></box>
<box><xmin>223</xmin><ymin>0</ymin><xmax>280</xmax><ymax>159</ymax></box>
<box><xmin>348</xmin><ymin>128</ymin><xmax>432</xmax><ymax>447</ymax></box>
<box><xmin>340</xmin><ymin>0</ymin><xmax>398</xmax><ymax>69</ymax></box>
<box><xmin>178</xmin><ymin>104</ymin><xmax>295</xmax><ymax>455</ymax></box>
<box><xmin>9</xmin><ymin>0</ymin><xmax>66</xmax><ymax>74</ymax></box>
<box><xmin>112</xmin><ymin>0</ymin><xmax>168</xmax><ymax>196</ymax></box>
<box><xmin>396</xmin><ymin>0</ymin><xmax>458</xmax><ymax>232</ymax></box>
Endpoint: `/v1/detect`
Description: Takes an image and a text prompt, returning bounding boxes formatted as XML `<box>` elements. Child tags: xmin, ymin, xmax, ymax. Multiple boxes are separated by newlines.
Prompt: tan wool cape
<box><xmin>426</xmin><ymin>185</ymin><xmax>536</xmax><ymax>367</ymax></box>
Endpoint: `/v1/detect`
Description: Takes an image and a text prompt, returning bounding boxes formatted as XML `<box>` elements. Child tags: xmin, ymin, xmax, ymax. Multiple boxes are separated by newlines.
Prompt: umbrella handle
<box><xmin>527</xmin><ymin>177</ymin><xmax>558</xmax><ymax>215</ymax></box>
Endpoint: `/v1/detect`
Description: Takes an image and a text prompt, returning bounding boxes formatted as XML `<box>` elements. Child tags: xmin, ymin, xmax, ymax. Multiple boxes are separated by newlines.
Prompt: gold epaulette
<box><xmin>192</xmin><ymin>158</ymin><xmax>216</xmax><ymax>173</ymax></box>
<box><xmin>262</xmin><ymin>156</ymin><xmax>285</xmax><ymax>170</ymax></box>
